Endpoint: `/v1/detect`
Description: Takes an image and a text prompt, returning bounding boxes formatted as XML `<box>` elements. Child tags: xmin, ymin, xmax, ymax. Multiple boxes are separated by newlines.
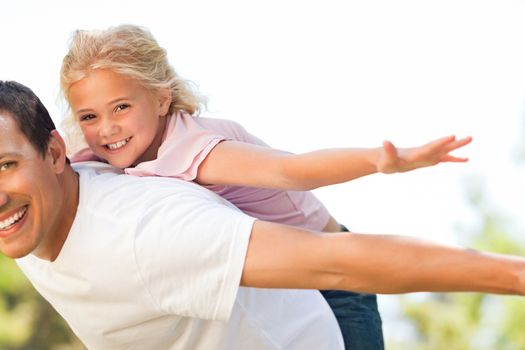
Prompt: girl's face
<box><xmin>68</xmin><ymin>69</ymin><xmax>171</xmax><ymax>168</ymax></box>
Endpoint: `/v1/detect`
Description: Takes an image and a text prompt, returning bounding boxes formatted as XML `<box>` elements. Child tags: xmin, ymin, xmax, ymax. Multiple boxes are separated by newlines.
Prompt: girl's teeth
<box><xmin>107</xmin><ymin>138</ymin><xmax>129</xmax><ymax>150</ymax></box>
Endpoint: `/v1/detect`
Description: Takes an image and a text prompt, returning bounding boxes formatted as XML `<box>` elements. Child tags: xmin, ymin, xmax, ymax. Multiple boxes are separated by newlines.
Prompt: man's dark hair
<box><xmin>0</xmin><ymin>81</ymin><xmax>57</xmax><ymax>157</ymax></box>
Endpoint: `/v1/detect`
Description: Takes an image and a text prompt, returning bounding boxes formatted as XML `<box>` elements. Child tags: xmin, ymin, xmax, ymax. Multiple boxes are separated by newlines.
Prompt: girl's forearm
<box><xmin>197</xmin><ymin>142</ymin><xmax>381</xmax><ymax>190</ymax></box>
<box><xmin>282</xmin><ymin>148</ymin><xmax>381</xmax><ymax>190</ymax></box>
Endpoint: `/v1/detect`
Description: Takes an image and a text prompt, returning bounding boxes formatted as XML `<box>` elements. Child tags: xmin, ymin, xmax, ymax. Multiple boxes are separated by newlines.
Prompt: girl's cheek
<box><xmin>81</xmin><ymin>128</ymin><xmax>97</xmax><ymax>142</ymax></box>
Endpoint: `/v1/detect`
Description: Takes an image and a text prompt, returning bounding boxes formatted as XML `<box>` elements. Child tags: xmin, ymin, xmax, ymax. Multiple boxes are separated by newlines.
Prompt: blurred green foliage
<box><xmin>0</xmin><ymin>255</ymin><xmax>84</xmax><ymax>350</ymax></box>
<box><xmin>389</xmin><ymin>179</ymin><xmax>525</xmax><ymax>350</ymax></box>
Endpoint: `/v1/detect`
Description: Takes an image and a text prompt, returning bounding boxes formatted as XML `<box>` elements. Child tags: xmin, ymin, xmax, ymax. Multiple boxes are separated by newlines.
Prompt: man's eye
<box><xmin>79</xmin><ymin>114</ymin><xmax>95</xmax><ymax>122</ymax></box>
<box><xmin>0</xmin><ymin>162</ymin><xmax>14</xmax><ymax>172</ymax></box>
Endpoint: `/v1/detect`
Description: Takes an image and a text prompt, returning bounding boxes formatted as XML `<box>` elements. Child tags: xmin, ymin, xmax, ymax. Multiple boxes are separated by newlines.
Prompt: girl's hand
<box><xmin>377</xmin><ymin>135</ymin><xmax>472</xmax><ymax>174</ymax></box>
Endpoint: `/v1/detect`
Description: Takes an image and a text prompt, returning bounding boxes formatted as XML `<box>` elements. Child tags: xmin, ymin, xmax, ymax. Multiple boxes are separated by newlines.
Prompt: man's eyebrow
<box><xmin>0</xmin><ymin>152</ymin><xmax>19</xmax><ymax>160</ymax></box>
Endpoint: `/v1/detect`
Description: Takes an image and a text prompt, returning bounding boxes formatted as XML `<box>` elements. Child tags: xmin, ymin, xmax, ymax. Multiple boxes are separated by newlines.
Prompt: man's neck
<box><xmin>35</xmin><ymin>166</ymin><xmax>80</xmax><ymax>262</ymax></box>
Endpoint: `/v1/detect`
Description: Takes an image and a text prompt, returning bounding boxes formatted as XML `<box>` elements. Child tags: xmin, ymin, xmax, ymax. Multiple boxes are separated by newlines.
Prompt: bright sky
<box><xmin>2</xmin><ymin>0</ymin><xmax>525</xmax><ymax>343</ymax></box>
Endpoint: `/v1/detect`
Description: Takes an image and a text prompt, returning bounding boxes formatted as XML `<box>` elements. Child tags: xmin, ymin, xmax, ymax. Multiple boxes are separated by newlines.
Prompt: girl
<box><xmin>60</xmin><ymin>24</ymin><xmax>471</xmax><ymax>350</ymax></box>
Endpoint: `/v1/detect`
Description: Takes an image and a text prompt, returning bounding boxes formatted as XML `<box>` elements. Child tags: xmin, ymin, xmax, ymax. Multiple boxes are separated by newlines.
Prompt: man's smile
<box><xmin>0</xmin><ymin>205</ymin><xmax>28</xmax><ymax>235</ymax></box>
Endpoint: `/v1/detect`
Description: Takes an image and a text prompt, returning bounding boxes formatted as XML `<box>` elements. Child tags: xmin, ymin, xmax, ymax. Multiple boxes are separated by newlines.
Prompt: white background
<box><xmin>2</xmin><ymin>0</ymin><xmax>525</xmax><ymax>343</ymax></box>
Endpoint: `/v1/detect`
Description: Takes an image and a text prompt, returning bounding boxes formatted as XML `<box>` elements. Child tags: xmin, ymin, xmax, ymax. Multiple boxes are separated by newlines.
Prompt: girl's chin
<box><xmin>107</xmin><ymin>157</ymin><xmax>135</xmax><ymax>169</ymax></box>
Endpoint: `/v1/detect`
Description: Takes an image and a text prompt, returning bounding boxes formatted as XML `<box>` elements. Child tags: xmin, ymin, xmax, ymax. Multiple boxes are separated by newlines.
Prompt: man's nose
<box><xmin>0</xmin><ymin>192</ymin><xmax>8</xmax><ymax>208</ymax></box>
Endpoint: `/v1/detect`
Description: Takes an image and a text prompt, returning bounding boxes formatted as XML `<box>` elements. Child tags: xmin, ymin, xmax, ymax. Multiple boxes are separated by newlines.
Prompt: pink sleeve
<box><xmin>126</xmin><ymin>112</ymin><xmax>229</xmax><ymax>180</ymax></box>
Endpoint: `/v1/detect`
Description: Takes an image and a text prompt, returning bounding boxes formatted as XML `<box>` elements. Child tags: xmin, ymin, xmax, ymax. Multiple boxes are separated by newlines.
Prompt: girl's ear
<box><xmin>158</xmin><ymin>88</ymin><xmax>172</xmax><ymax>117</ymax></box>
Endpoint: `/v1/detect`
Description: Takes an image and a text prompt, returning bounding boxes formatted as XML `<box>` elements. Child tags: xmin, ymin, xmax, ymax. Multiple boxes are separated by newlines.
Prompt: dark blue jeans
<box><xmin>320</xmin><ymin>225</ymin><xmax>384</xmax><ymax>350</ymax></box>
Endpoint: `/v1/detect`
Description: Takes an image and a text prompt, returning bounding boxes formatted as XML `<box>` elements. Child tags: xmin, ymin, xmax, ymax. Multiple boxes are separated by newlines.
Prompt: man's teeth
<box><xmin>107</xmin><ymin>138</ymin><xmax>130</xmax><ymax>150</ymax></box>
<box><xmin>0</xmin><ymin>207</ymin><xmax>27</xmax><ymax>230</ymax></box>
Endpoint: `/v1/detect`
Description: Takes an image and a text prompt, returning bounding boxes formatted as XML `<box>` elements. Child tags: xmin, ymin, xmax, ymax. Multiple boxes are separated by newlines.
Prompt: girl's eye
<box><xmin>115</xmin><ymin>104</ymin><xmax>130</xmax><ymax>113</ymax></box>
<box><xmin>0</xmin><ymin>162</ymin><xmax>15</xmax><ymax>172</ymax></box>
<box><xmin>79</xmin><ymin>114</ymin><xmax>96</xmax><ymax>122</ymax></box>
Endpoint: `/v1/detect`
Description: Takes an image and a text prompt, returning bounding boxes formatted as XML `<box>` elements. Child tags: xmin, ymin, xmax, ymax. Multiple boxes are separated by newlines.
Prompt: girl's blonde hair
<box><xmin>60</xmin><ymin>24</ymin><xmax>206</xmax><ymax>153</ymax></box>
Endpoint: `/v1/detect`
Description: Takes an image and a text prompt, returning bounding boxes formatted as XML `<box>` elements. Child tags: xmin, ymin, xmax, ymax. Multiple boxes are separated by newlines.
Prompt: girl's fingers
<box><xmin>441</xmin><ymin>155</ymin><xmax>469</xmax><ymax>162</ymax></box>
<box><xmin>382</xmin><ymin>140</ymin><xmax>398</xmax><ymax>159</ymax></box>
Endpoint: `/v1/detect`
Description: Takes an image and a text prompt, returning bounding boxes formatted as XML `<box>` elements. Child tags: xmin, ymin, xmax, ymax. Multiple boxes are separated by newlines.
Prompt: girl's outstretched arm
<box><xmin>196</xmin><ymin>135</ymin><xmax>472</xmax><ymax>190</ymax></box>
<box><xmin>241</xmin><ymin>220</ymin><xmax>525</xmax><ymax>295</ymax></box>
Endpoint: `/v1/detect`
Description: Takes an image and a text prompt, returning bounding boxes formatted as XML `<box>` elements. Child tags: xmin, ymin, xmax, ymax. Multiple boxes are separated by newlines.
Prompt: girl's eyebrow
<box><xmin>75</xmin><ymin>97</ymin><xmax>131</xmax><ymax>115</ymax></box>
<box><xmin>107</xmin><ymin>97</ymin><xmax>130</xmax><ymax>105</ymax></box>
<box><xmin>75</xmin><ymin>108</ymin><xmax>93</xmax><ymax>115</ymax></box>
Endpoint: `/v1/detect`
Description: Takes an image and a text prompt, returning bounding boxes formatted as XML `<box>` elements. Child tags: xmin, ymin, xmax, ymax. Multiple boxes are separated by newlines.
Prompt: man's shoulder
<box><xmin>73</xmin><ymin>161</ymin><xmax>123</xmax><ymax>176</ymax></box>
<box><xmin>73</xmin><ymin>161</ymin><xmax>235</xmax><ymax>208</ymax></box>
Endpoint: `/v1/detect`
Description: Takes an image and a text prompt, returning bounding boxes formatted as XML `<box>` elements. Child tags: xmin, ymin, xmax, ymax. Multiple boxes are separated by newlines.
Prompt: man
<box><xmin>1</xmin><ymin>80</ymin><xmax>524</xmax><ymax>350</ymax></box>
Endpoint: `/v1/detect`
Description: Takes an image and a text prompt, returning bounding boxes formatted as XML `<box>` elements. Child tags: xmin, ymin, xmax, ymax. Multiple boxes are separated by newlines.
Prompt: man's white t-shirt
<box><xmin>17</xmin><ymin>163</ymin><xmax>343</xmax><ymax>350</ymax></box>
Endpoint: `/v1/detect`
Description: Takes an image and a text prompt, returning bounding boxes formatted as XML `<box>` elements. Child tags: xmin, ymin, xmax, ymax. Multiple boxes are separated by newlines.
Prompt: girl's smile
<box><xmin>68</xmin><ymin>69</ymin><xmax>171</xmax><ymax>169</ymax></box>
<box><xmin>104</xmin><ymin>137</ymin><xmax>132</xmax><ymax>151</ymax></box>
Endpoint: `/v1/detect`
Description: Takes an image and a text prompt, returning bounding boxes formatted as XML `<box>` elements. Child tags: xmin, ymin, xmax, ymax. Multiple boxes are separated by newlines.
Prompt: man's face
<box><xmin>0</xmin><ymin>112</ymin><xmax>63</xmax><ymax>259</ymax></box>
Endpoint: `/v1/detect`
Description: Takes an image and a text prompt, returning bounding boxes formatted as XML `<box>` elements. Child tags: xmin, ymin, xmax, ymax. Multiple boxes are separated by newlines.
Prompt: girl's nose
<box><xmin>99</xmin><ymin>119</ymin><xmax>120</xmax><ymax>138</ymax></box>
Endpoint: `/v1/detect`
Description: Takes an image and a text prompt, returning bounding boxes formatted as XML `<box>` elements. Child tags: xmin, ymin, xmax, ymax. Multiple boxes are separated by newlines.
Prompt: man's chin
<box><xmin>0</xmin><ymin>244</ymin><xmax>35</xmax><ymax>259</ymax></box>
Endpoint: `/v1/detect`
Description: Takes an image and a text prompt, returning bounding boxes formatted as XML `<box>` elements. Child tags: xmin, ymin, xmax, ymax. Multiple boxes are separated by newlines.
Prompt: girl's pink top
<box><xmin>72</xmin><ymin>112</ymin><xmax>330</xmax><ymax>230</ymax></box>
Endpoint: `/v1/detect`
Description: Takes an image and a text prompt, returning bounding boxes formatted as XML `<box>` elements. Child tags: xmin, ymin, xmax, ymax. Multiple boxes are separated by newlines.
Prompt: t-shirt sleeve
<box><xmin>196</xmin><ymin>117</ymin><xmax>270</xmax><ymax>147</ymax></box>
<box><xmin>132</xmin><ymin>182</ymin><xmax>255</xmax><ymax>321</ymax></box>
<box><xmin>126</xmin><ymin>113</ymin><xmax>229</xmax><ymax>180</ymax></box>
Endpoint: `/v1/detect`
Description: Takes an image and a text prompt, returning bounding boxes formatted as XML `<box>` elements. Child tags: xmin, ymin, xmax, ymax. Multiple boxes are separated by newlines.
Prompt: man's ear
<box><xmin>47</xmin><ymin>130</ymin><xmax>67</xmax><ymax>174</ymax></box>
<box><xmin>158</xmin><ymin>88</ymin><xmax>172</xmax><ymax>117</ymax></box>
